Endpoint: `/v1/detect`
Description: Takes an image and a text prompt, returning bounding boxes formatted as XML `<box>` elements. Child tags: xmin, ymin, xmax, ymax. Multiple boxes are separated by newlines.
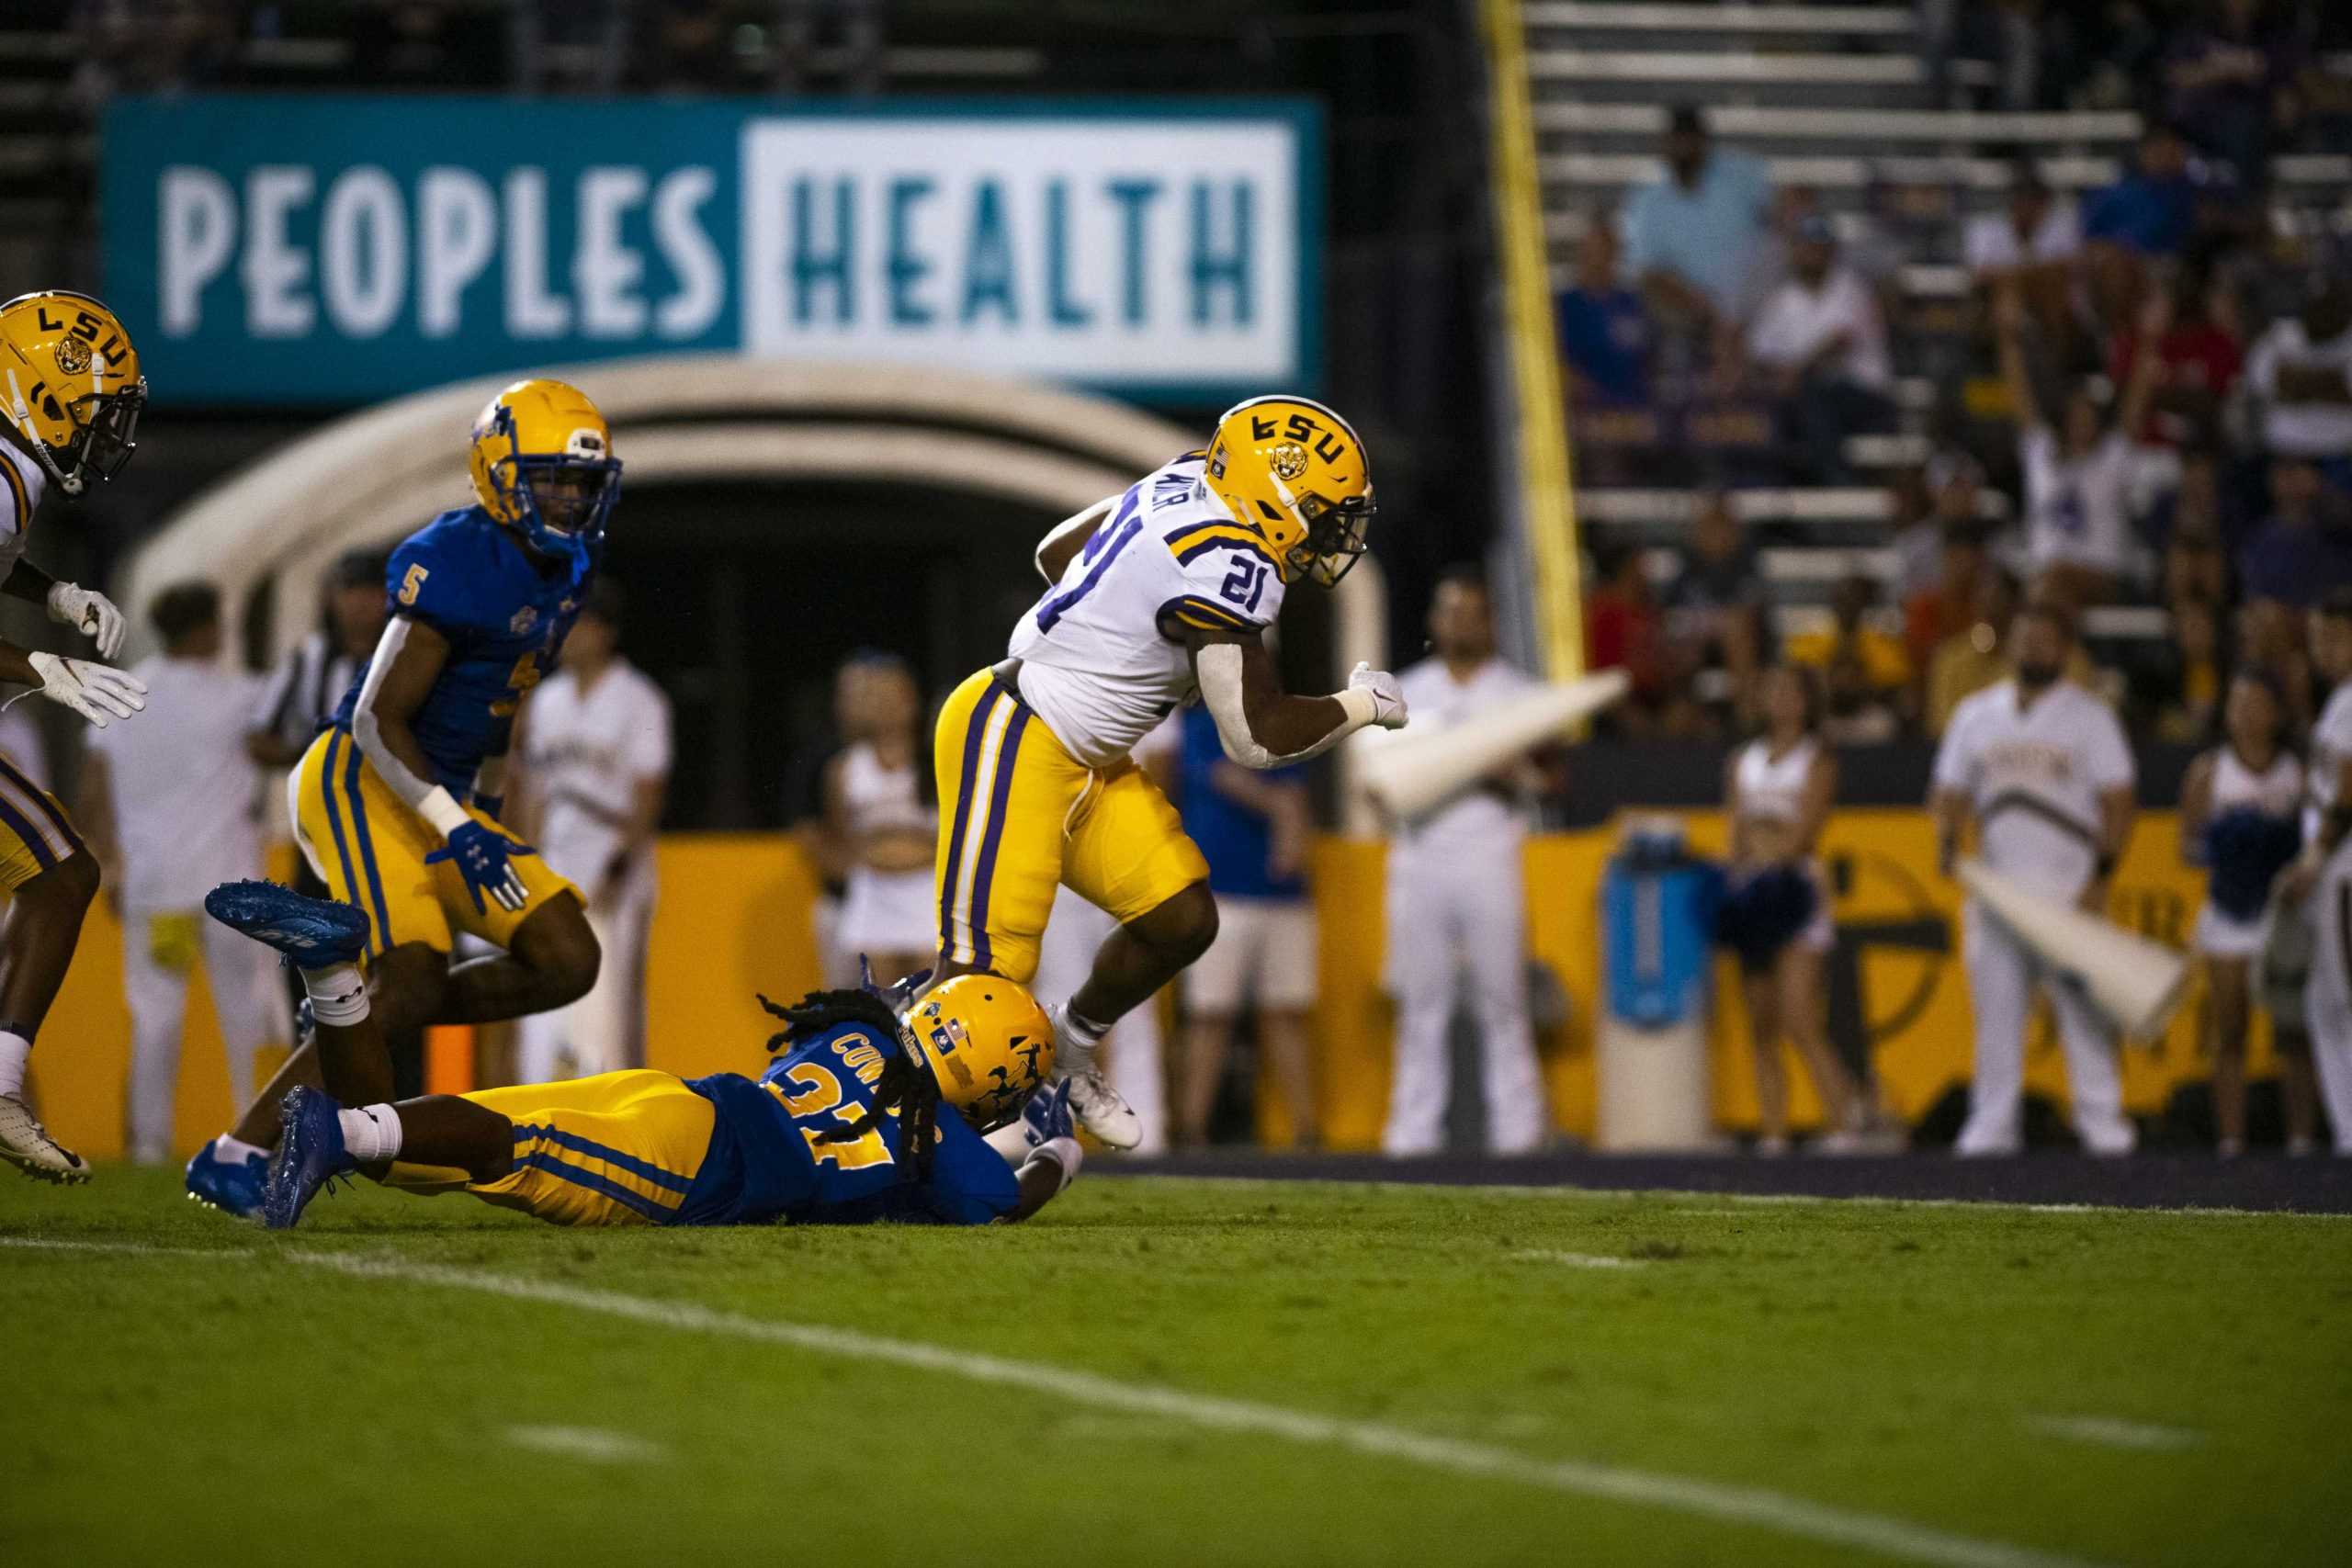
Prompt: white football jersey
<box><xmin>2308</xmin><ymin>682</ymin><xmax>2352</xmax><ymax>841</ymax></box>
<box><xmin>1933</xmin><ymin>678</ymin><xmax>2133</xmax><ymax>897</ymax></box>
<box><xmin>0</xmin><ymin>440</ymin><xmax>48</xmax><ymax>587</ymax></box>
<box><xmin>1009</xmin><ymin>453</ymin><xmax>1288</xmax><ymax>768</ymax></box>
<box><xmin>521</xmin><ymin>659</ymin><xmax>673</xmax><ymax>890</ymax></box>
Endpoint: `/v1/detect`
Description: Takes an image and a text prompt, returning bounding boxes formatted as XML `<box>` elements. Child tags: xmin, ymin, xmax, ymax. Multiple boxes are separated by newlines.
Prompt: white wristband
<box><xmin>1333</xmin><ymin>685</ymin><xmax>1379</xmax><ymax>730</ymax></box>
<box><xmin>419</xmin><ymin>785</ymin><xmax>473</xmax><ymax>839</ymax></box>
<box><xmin>1023</xmin><ymin>1136</ymin><xmax>1083</xmax><ymax>1192</ymax></box>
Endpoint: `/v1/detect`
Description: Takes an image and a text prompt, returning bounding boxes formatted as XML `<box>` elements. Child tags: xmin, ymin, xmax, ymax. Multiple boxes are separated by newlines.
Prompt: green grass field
<box><xmin>5</xmin><ymin>1168</ymin><xmax>2346</xmax><ymax>1568</ymax></box>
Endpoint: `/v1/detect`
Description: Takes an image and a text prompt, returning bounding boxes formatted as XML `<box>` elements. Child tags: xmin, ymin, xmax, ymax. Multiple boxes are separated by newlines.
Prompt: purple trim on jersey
<box><xmin>966</xmin><ymin>700</ymin><xmax>1032</xmax><ymax>974</ymax></box>
<box><xmin>1035</xmin><ymin>484</ymin><xmax>1144</xmax><ymax>634</ymax></box>
<box><xmin>936</xmin><ymin>682</ymin><xmax>1002</xmax><ymax>965</ymax></box>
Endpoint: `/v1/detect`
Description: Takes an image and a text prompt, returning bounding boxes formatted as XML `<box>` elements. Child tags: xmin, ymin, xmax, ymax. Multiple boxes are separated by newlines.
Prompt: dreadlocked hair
<box><xmin>756</xmin><ymin>988</ymin><xmax>942</xmax><ymax>1187</ymax></box>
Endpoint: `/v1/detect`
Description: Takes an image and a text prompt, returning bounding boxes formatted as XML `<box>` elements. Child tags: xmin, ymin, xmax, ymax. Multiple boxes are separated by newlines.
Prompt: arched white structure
<box><xmin>124</xmin><ymin>355</ymin><xmax>1388</xmax><ymax>795</ymax></box>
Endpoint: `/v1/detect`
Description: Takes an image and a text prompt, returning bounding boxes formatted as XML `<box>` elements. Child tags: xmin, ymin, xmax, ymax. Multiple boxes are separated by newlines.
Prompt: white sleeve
<box><xmin>2086</xmin><ymin>704</ymin><xmax>2135</xmax><ymax>793</ymax></box>
<box><xmin>626</xmin><ymin>682</ymin><xmax>673</xmax><ymax>781</ymax></box>
<box><xmin>1931</xmin><ymin>700</ymin><xmax>1981</xmax><ymax>794</ymax></box>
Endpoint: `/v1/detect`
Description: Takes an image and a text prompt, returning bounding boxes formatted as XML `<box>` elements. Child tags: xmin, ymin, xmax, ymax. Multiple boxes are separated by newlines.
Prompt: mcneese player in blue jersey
<box><xmin>189</xmin><ymin>380</ymin><xmax>617</xmax><ymax>1212</ymax></box>
<box><xmin>202</xmin><ymin>881</ymin><xmax>1082</xmax><ymax>1229</ymax></box>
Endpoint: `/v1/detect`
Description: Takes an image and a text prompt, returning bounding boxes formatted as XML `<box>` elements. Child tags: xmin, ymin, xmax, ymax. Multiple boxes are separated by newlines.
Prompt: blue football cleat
<box><xmin>203</xmin><ymin>880</ymin><xmax>369</xmax><ymax>968</ymax></box>
<box><xmin>261</xmin><ymin>1086</ymin><xmax>353</xmax><ymax>1231</ymax></box>
<box><xmin>185</xmin><ymin>1136</ymin><xmax>267</xmax><ymax>1220</ymax></box>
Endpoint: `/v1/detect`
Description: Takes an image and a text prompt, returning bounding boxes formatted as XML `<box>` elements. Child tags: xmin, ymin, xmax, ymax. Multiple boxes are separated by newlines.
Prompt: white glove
<box><xmin>1347</xmin><ymin>661</ymin><xmax>1408</xmax><ymax>729</ymax></box>
<box><xmin>28</xmin><ymin>650</ymin><xmax>146</xmax><ymax>728</ymax></box>
<box><xmin>47</xmin><ymin>581</ymin><xmax>127</xmax><ymax>660</ymax></box>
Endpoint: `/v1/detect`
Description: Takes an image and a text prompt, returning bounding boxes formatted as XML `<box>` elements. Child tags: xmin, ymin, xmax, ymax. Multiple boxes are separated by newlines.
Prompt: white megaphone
<box><xmin>1958</xmin><ymin>858</ymin><xmax>2190</xmax><ymax>1039</ymax></box>
<box><xmin>1355</xmin><ymin>670</ymin><xmax>1630</xmax><ymax>821</ymax></box>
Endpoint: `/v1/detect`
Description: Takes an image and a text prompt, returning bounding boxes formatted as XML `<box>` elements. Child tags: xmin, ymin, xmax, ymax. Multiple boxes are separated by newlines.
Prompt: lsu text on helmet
<box><xmin>0</xmin><ymin>290</ymin><xmax>146</xmax><ymax>497</ymax></box>
<box><xmin>468</xmin><ymin>378</ymin><xmax>622</xmax><ymax>570</ymax></box>
<box><xmin>1203</xmin><ymin>394</ymin><xmax>1374</xmax><ymax>589</ymax></box>
<box><xmin>906</xmin><ymin>974</ymin><xmax>1055</xmax><ymax>1128</ymax></box>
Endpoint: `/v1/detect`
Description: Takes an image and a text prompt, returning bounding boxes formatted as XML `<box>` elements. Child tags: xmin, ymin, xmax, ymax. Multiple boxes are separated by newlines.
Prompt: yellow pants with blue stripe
<box><xmin>289</xmin><ymin>728</ymin><xmax>579</xmax><ymax>958</ymax></box>
<box><xmin>0</xmin><ymin>748</ymin><xmax>83</xmax><ymax>890</ymax></box>
<box><xmin>932</xmin><ymin>668</ymin><xmax>1208</xmax><ymax>984</ymax></box>
<box><xmin>385</xmin><ymin>1070</ymin><xmax>712</xmax><ymax>1226</ymax></box>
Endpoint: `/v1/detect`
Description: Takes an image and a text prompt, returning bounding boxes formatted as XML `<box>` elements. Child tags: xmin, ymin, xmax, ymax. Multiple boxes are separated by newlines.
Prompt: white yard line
<box><xmin>503</xmin><ymin>1424</ymin><xmax>668</xmax><ymax>1465</ymax></box>
<box><xmin>10</xmin><ymin>1236</ymin><xmax>2116</xmax><ymax>1568</ymax></box>
<box><xmin>0</xmin><ymin>1235</ymin><xmax>256</xmax><ymax>1258</ymax></box>
<box><xmin>1114</xmin><ymin>1173</ymin><xmax>2352</xmax><ymax>1222</ymax></box>
<box><xmin>1511</xmin><ymin>1249</ymin><xmax>1647</xmax><ymax>1269</ymax></box>
<box><xmin>2027</xmin><ymin>1416</ymin><xmax>2202</xmax><ymax>1453</ymax></box>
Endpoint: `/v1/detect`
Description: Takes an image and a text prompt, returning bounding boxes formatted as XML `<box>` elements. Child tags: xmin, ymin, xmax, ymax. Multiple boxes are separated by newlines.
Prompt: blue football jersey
<box><xmin>676</xmin><ymin>1021</ymin><xmax>1022</xmax><ymax>1228</ymax></box>
<box><xmin>329</xmin><ymin>506</ymin><xmax>594</xmax><ymax>796</ymax></box>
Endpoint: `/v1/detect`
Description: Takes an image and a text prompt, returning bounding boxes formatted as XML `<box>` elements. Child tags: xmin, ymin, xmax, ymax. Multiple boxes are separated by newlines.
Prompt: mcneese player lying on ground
<box><xmin>202</xmin><ymin>882</ymin><xmax>1082</xmax><ymax>1230</ymax></box>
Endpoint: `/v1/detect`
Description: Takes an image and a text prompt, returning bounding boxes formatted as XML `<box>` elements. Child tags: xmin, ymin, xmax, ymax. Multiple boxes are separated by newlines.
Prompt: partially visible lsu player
<box><xmin>201</xmin><ymin>881</ymin><xmax>1080</xmax><ymax>1230</ymax></box>
<box><xmin>2178</xmin><ymin>671</ymin><xmax>2305</xmax><ymax>1156</ymax></box>
<box><xmin>0</xmin><ymin>289</ymin><xmax>153</xmax><ymax>1183</ymax></box>
<box><xmin>2281</xmin><ymin>591</ymin><xmax>2352</xmax><ymax>1155</ymax></box>
<box><xmin>190</xmin><ymin>379</ymin><xmax>614</xmax><ymax>1210</ymax></box>
<box><xmin>931</xmin><ymin>397</ymin><xmax>1408</xmax><ymax>1145</ymax></box>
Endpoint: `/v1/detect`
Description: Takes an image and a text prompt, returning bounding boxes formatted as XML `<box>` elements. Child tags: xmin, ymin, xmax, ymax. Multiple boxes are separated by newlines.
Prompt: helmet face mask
<box><xmin>469</xmin><ymin>381</ymin><xmax>621</xmax><ymax>568</ymax></box>
<box><xmin>1204</xmin><ymin>395</ymin><xmax>1375</xmax><ymax>592</ymax></box>
<box><xmin>0</xmin><ymin>289</ymin><xmax>144</xmax><ymax>495</ymax></box>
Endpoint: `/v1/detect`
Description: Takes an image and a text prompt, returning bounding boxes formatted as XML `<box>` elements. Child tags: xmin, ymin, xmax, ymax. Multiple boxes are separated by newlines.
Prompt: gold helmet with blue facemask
<box><xmin>467</xmin><ymin>378</ymin><xmax>620</xmax><ymax>570</ymax></box>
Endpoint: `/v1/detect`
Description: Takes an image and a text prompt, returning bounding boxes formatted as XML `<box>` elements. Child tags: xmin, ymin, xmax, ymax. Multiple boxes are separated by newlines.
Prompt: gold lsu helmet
<box><xmin>906</xmin><ymin>974</ymin><xmax>1055</xmax><ymax>1128</ymax></box>
<box><xmin>0</xmin><ymin>290</ymin><xmax>145</xmax><ymax>497</ymax></box>
<box><xmin>1203</xmin><ymin>394</ymin><xmax>1374</xmax><ymax>588</ymax></box>
<box><xmin>467</xmin><ymin>378</ymin><xmax>621</xmax><ymax>565</ymax></box>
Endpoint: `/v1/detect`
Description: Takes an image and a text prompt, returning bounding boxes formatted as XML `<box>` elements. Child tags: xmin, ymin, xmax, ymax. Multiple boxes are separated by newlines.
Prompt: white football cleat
<box><xmin>0</xmin><ymin>1093</ymin><xmax>90</xmax><ymax>1184</ymax></box>
<box><xmin>1062</xmin><ymin>1069</ymin><xmax>1143</xmax><ymax>1151</ymax></box>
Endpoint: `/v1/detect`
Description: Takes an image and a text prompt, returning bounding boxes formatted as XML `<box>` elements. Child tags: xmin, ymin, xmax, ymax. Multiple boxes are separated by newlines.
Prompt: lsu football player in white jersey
<box><xmin>929</xmin><ymin>396</ymin><xmax>1409</xmax><ymax>1145</ymax></box>
<box><xmin>0</xmin><ymin>289</ymin><xmax>153</xmax><ymax>1182</ymax></box>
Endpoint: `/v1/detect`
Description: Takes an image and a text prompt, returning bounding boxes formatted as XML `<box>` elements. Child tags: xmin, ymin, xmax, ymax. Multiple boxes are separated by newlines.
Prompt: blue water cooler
<box><xmin>1596</xmin><ymin>818</ymin><xmax>1722</xmax><ymax>1150</ymax></box>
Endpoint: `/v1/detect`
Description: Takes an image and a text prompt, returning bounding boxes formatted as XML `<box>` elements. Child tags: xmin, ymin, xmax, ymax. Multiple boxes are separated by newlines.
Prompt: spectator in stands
<box><xmin>2149</xmin><ymin>595</ymin><xmax>2231</xmax><ymax>742</ymax></box>
<box><xmin>1905</xmin><ymin>523</ymin><xmax>1992</xmax><ymax>686</ymax></box>
<box><xmin>1995</xmin><ymin>283</ymin><xmax>2157</xmax><ymax>604</ymax></box>
<box><xmin>2165</xmin><ymin>0</ymin><xmax>2300</xmax><ymax>188</ymax></box>
<box><xmin>76</xmin><ymin>584</ymin><xmax>285</xmax><ymax>1165</ymax></box>
<box><xmin>1174</xmin><ymin>706</ymin><xmax>1319</xmax><ymax>1150</ymax></box>
<box><xmin>2162</xmin><ymin>502</ymin><xmax>2233</xmax><ymax>605</ymax></box>
<box><xmin>1820</xmin><ymin>648</ymin><xmax>1905</xmax><ymax>744</ymax></box>
<box><xmin>1925</xmin><ymin>568</ymin><xmax>2023</xmax><ymax>735</ymax></box>
<box><xmin>1666</xmin><ymin>491</ymin><xmax>1766</xmax><ymax>726</ymax></box>
<box><xmin>1965</xmin><ymin>160</ymin><xmax>2084</xmax><ymax>347</ymax></box>
<box><xmin>2082</xmin><ymin>122</ymin><xmax>2202</xmax><ymax>257</ymax></box>
<box><xmin>1887</xmin><ymin>465</ymin><xmax>1943</xmax><ymax>604</ymax></box>
<box><xmin>2148</xmin><ymin>447</ymin><xmax>2241</xmax><ymax>562</ymax></box>
<box><xmin>2237</xmin><ymin>457</ymin><xmax>2352</xmax><ymax>610</ymax></box>
<box><xmin>1555</xmin><ymin>221</ymin><xmax>1653</xmax><ymax>407</ymax></box>
<box><xmin>1745</xmin><ymin>216</ymin><xmax>1896</xmax><ymax>482</ymax></box>
<box><xmin>1586</xmin><ymin>546</ymin><xmax>1669</xmax><ymax>729</ymax></box>
<box><xmin>2245</xmin><ymin>274</ymin><xmax>2352</xmax><ymax>483</ymax></box>
<box><xmin>1620</xmin><ymin>106</ymin><xmax>1773</xmax><ymax>336</ymax></box>
<box><xmin>1791</xmin><ymin>573</ymin><xmax>1911</xmax><ymax>703</ymax></box>
<box><xmin>2108</xmin><ymin>268</ymin><xmax>2244</xmax><ymax>460</ymax></box>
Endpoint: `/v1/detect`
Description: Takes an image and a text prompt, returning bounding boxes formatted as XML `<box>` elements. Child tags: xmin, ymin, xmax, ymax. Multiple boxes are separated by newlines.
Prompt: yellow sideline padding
<box><xmin>25</xmin><ymin>817</ymin><xmax>2267</xmax><ymax>1162</ymax></box>
<box><xmin>1480</xmin><ymin>0</ymin><xmax>1586</xmax><ymax>681</ymax></box>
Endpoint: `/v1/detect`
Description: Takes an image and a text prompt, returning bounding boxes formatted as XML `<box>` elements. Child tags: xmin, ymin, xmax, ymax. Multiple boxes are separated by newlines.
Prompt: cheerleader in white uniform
<box><xmin>824</xmin><ymin>658</ymin><xmax>938</xmax><ymax>987</ymax></box>
<box><xmin>1720</xmin><ymin>666</ymin><xmax>1876</xmax><ymax>1153</ymax></box>
<box><xmin>2179</xmin><ymin>671</ymin><xmax>2312</xmax><ymax>1156</ymax></box>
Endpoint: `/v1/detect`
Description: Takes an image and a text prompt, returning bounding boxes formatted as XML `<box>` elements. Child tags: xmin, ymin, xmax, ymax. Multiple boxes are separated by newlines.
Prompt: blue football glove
<box><xmin>424</xmin><ymin>821</ymin><xmax>534</xmax><ymax>914</ymax></box>
<box><xmin>1020</xmin><ymin>1079</ymin><xmax>1076</xmax><ymax>1150</ymax></box>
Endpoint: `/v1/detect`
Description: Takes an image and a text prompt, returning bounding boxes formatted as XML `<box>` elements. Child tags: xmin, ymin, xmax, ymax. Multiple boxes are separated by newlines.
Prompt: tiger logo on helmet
<box><xmin>0</xmin><ymin>290</ymin><xmax>146</xmax><ymax>497</ymax></box>
<box><xmin>1202</xmin><ymin>394</ymin><xmax>1374</xmax><ymax>589</ymax></box>
<box><xmin>906</xmin><ymin>974</ymin><xmax>1055</xmax><ymax>1128</ymax></box>
<box><xmin>467</xmin><ymin>378</ymin><xmax>623</xmax><ymax>572</ymax></box>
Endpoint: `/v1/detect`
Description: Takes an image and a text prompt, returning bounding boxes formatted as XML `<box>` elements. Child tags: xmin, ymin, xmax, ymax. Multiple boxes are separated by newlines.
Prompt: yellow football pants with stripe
<box><xmin>383</xmin><ymin>1070</ymin><xmax>711</xmax><ymax>1226</ymax></box>
<box><xmin>932</xmin><ymin>668</ymin><xmax>1208</xmax><ymax>984</ymax></box>
<box><xmin>289</xmin><ymin>728</ymin><xmax>579</xmax><ymax>958</ymax></box>
<box><xmin>0</xmin><ymin>748</ymin><xmax>84</xmax><ymax>890</ymax></box>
